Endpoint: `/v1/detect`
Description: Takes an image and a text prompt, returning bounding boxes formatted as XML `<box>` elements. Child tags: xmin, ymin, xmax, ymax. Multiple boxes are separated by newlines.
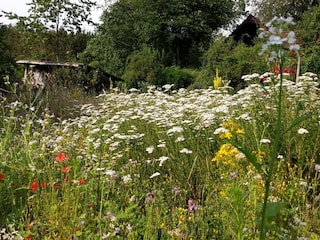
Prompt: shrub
<box><xmin>155</xmin><ymin>67</ymin><xmax>194</xmax><ymax>89</ymax></box>
<box><xmin>198</xmin><ymin>36</ymin><xmax>267</xmax><ymax>90</ymax></box>
<box><xmin>122</xmin><ymin>46</ymin><xmax>163</xmax><ymax>90</ymax></box>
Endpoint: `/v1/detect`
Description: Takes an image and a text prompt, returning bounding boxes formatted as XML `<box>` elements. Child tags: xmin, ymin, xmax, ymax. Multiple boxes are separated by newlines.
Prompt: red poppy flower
<box><xmin>78</xmin><ymin>179</ymin><xmax>85</xmax><ymax>185</ymax></box>
<box><xmin>54</xmin><ymin>183</ymin><xmax>62</xmax><ymax>190</ymax></box>
<box><xmin>289</xmin><ymin>51</ymin><xmax>295</xmax><ymax>57</ymax></box>
<box><xmin>273</xmin><ymin>66</ymin><xmax>280</xmax><ymax>75</ymax></box>
<box><xmin>55</xmin><ymin>153</ymin><xmax>69</xmax><ymax>162</ymax></box>
<box><xmin>0</xmin><ymin>173</ymin><xmax>4</xmax><ymax>180</ymax></box>
<box><xmin>25</xmin><ymin>235</ymin><xmax>32</xmax><ymax>240</ymax></box>
<box><xmin>61</xmin><ymin>166</ymin><xmax>72</xmax><ymax>173</ymax></box>
<box><xmin>283</xmin><ymin>67</ymin><xmax>289</xmax><ymax>73</ymax></box>
<box><xmin>289</xmin><ymin>67</ymin><xmax>295</xmax><ymax>74</ymax></box>
<box><xmin>40</xmin><ymin>182</ymin><xmax>49</xmax><ymax>188</ymax></box>
<box><xmin>30</xmin><ymin>180</ymin><xmax>38</xmax><ymax>193</ymax></box>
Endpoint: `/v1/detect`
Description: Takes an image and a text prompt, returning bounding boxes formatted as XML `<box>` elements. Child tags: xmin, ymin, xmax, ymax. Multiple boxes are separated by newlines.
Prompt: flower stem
<box><xmin>259</xmin><ymin>60</ymin><xmax>284</xmax><ymax>240</ymax></box>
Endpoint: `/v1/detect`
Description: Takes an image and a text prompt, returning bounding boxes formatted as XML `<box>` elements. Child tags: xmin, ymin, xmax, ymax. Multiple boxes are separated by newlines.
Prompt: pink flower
<box><xmin>188</xmin><ymin>199</ymin><xmax>198</xmax><ymax>211</ymax></box>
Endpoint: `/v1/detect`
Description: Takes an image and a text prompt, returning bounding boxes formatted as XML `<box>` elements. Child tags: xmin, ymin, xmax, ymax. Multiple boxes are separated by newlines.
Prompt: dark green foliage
<box><xmin>82</xmin><ymin>0</ymin><xmax>244</xmax><ymax>78</ymax></box>
<box><xmin>0</xmin><ymin>25</ymin><xmax>17</xmax><ymax>91</ymax></box>
<box><xmin>252</xmin><ymin>0</ymin><xmax>319</xmax><ymax>22</ymax></box>
<box><xmin>296</xmin><ymin>6</ymin><xmax>320</xmax><ymax>76</ymax></box>
<box><xmin>121</xmin><ymin>46</ymin><xmax>194</xmax><ymax>90</ymax></box>
<box><xmin>122</xmin><ymin>46</ymin><xmax>163</xmax><ymax>89</ymax></box>
<box><xmin>78</xmin><ymin>32</ymin><xmax>125</xmax><ymax>77</ymax></box>
<box><xmin>195</xmin><ymin>36</ymin><xmax>266</xmax><ymax>90</ymax></box>
<box><xmin>156</xmin><ymin>67</ymin><xmax>194</xmax><ymax>89</ymax></box>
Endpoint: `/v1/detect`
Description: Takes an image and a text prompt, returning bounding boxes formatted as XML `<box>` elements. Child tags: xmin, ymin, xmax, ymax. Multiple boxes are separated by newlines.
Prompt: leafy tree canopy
<box><xmin>85</xmin><ymin>0</ymin><xmax>246</xmax><ymax>71</ymax></box>
<box><xmin>2</xmin><ymin>0</ymin><xmax>96</xmax><ymax>61</ymax></box>
<box><xmin>250</xmin><ymin>0</ymin><xmax>319</xmax><ymax>22</ymax></box>
<box><xmin>2</xmin><ymin>0</ymin><xmax>96</xmax><ymax>33</ymax></box>
<box><xmin>0</xmin><ymin>25</ymin><xmax>16</xmax><ymax>82</ymax></box>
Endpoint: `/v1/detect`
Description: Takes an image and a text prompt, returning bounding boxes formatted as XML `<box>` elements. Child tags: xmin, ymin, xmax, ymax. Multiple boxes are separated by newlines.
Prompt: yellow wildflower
<box><xmin>213</xmin><ymin>68</ymin><xmax>223</xmax><ymax>89</ymax></box>
<box><xmin>236</xmin><ymin>128</ymin><xmax>245</xmax><ymax>135</ymax></box>
<box><xmin>219</xmin><ymin>131</ymin><xmax>233</xmax><ymax>139</ymax></box>
<box><xmin>212</xmin><ymin>143</ymin><xmax>245</xmax><ymax>167</ymax></box>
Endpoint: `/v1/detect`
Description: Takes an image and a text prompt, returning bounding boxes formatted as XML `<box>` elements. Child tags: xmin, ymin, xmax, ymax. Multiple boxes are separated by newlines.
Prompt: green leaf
<box><xmin>265</xmin><ymin>202</ymin><xmax>286</xmax><ymax>219</ymax></box>
<box><xmin>236</xmin><ymin>145</ymin><xmax>262</xmax><ymax>171</ymax></box>
<box><xmin>282</xmin><ymin>114</ymin><xmax>310</xmax><ymax>135</ymax></box>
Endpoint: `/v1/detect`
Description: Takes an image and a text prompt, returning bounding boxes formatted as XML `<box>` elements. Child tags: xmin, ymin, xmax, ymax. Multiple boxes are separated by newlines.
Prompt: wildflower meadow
<box><xmin>1</xmin><ymin>17</ymin><xmax>320</xmax><ymax>240</ymax></box>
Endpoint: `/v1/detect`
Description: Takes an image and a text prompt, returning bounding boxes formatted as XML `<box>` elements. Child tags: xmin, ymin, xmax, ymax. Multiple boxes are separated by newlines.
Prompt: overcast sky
<box><xmin>0</xmin><ymin>0</ymin><xmax>105</xmax><ymax>31</ymax></box>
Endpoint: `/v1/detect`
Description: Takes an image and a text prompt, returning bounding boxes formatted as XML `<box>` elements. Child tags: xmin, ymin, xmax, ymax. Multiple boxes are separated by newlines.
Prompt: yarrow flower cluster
<box><xmin>258</xmin><ymin>16</ymin><xmax>300</xmax><ymax>60</ymax></box>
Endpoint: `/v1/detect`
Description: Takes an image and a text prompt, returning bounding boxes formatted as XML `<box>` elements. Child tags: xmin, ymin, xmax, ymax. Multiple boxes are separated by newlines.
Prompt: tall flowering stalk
<box><xmin>257</xmin><ymin>16</ymin><xmax>300</xmax><ymax>239</ymax></box>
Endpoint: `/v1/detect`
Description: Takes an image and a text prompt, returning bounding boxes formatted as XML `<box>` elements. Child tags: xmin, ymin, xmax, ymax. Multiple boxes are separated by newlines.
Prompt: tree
<box><xmin>141</xmin><ymin>0</ymin><xmax>245</xmax><ymax>66</ymax></box>
<box><xmin>250</xmin><ymin>0</ymin><xmax>319</xmax><ymax>22</ymax></box>
<box><xmin>3</xmin><ymin>0</ymin><xmax>96</xmax><ymax>60</ymax></box>
<box><xmin>83</xmin><ymin>0</ymin><xmax>245</xmax><ymax>73</ymax></box>
<box><xmin>0</xmin><ymin>25</ymin><xmax>16</xmax><ymax>90</ymax></box>
<box><xmin>295</xmin><ymin>6</ymin><xmax>320</xmax><ymax>75</ymax></box>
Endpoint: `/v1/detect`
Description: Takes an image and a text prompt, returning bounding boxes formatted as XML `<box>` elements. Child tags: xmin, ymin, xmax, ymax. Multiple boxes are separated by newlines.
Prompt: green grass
<box><xmin>0</xmin><ymin>71</ymin><xmax>320</xmax><ymax>239</ymax></box>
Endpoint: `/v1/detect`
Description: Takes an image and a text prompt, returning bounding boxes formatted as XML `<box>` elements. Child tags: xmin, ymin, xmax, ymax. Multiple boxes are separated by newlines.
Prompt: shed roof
<box><xmin>17</xmin><ymin>60</ymin><xmax>124</xmax><ymax>82</ymax></box>
<box><xmin>230</xmin><ymin>14</ymin><xmax>261</xmax><ymax>45</ymax></box>
<box><xmin>16</xmin><ymin>60</ymin><xmax>83</xmax><ymax>68</ymax></box>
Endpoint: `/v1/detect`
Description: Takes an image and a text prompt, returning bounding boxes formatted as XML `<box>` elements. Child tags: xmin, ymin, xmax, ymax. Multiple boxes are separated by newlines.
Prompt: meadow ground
<box><xmin>0</xmin><ymin>71</ymin><xmax>320</xmax><ymax>239</ymax></box>
<box><xmin>1</xmin><ymin>16</ymin><xmax>320</xmax><ymax>240</ymax></box>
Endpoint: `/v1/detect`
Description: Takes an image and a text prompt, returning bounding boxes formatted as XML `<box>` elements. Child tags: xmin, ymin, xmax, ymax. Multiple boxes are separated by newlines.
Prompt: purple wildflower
<box><xmin>106</xmin><ymin>212</ymin><xmax>116</xmax><ymax>221</ymax></box>
<box><xmin>172</xmin><ymin>187</ymin><xmax>180</xmax><ymax>195</ymax></box>
<box><xmin>229</xmin><ymin>172</ymin><xmax>237</xmax><ymax>180</ymax></box>
<box><xmin>113</xmin><ymin>227</ymin><xmax>120</xmax><ymax>235</ymax></box>
<box><xmin>145</xmin><ymin>191</ymin><xmax>155</xmax><ymax>204</ymax></box>
<box><xmin>188</xmin><ymin>199</ymin><xmax>198</xmax><ymax>211</ymax></box>
<box><xmin>315</xmin><ymin>164</ymin><xmax>320</xmax><ymax>172</ymax></box>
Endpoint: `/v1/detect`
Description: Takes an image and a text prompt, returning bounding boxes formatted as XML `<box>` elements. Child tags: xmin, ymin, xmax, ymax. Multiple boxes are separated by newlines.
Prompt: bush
<box><xmin>296</xmin><ymin>6</ymin><xmax>320</xmax><ymax>76</ymax></box>
<box><xmin>197</xmin><ymin>36</ymin><xmax>267</xmax><ymax>91</ymax></box>
<box><xmin>122</xmin><ymin>46</ymin><xmax>163</xmax><ymax>90</ymax></box>
<box><xmin>155</xmin><ymin>67</ymin><xmax>194</xmax><ymax>89</ymax></box>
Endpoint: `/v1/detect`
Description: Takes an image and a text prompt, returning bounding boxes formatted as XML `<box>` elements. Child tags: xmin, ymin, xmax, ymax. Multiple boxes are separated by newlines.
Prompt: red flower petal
<box><xmin>61</xmin><ymin>166</ymin><xmax>72</xmax><ymax>173</ymax></box>
<box><xmin>55</xmin><ymin>153</ymin><xmax>69</xmax><ymax>162</ymax></box>
<box><xmin>30</xmin><ymin>180</ymin><xmax>38</xmax><ymax>193</ymax></box>
<box><xmin>78</xmin><ymin>179</ymin><xmax>85</xmax><ymax>185</ymax></box>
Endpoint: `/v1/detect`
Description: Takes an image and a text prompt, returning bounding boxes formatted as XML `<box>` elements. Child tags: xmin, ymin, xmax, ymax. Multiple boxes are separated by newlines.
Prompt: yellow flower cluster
<box><xmin>218</xmin><ymin>120</ymin><xmax>245</xmax><ymax>139</ymax></box>
<box><xmin>212</xmin><ymin>143</ymin><xmax>245</xmax><ymax>167</ymax></box>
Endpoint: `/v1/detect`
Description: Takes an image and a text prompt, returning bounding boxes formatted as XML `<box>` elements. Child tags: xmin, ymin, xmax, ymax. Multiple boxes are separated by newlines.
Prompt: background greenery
<box><xmin>0</xmin><ymin>0</ymin><xmax>319</xmax><ymax>92</ymax></box>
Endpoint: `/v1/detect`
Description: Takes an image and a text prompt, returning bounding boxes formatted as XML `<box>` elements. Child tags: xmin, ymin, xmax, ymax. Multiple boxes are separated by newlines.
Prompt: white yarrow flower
<box><xmin>146</xmin><ymin>146</ymin><xmax>154</xmax><ymax>154</ymax></box>
<box><xmin>260</xmin><ymin>139</ymin><xmax>271</xmax><ymax>144</ymax></box>
<box><xmin>213</xmin><ymin>127</ymin><xmax>229</xmax><ymax>135</ymax></box>
<box><xmin>122</xmin><ymin>174</ymin><xmax>132</xmax><ymax>184</ymax></box>
<box><xmin>180</xmin><ymin>148</ymin><xmax>192</xmax><ymax>154</ymax></box>
<box><xmin>158</xmin><ymin>156</ymin><xmax>168</xmax><ymax>166</ymax></box>
<box><xmin>150</xmin><ymin>172</ymin><xmax>161</xmax><ymax>178</ymax></box>
<box><xmin>297</xmin><ymin>128</ymin><xmax>309</xmax><ymax>134</ymax></box>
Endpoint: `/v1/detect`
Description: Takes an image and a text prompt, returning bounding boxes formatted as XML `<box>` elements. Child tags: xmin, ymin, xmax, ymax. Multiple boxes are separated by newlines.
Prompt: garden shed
<box><xmin>231</xmin><ymin>14</ymin><xmax>261</xmax><ymax>46</ymax></box>
<box><xmin>16</xmin><ymin>60</ymin><xmax>123</xmax><ymax>91</ymax></box>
